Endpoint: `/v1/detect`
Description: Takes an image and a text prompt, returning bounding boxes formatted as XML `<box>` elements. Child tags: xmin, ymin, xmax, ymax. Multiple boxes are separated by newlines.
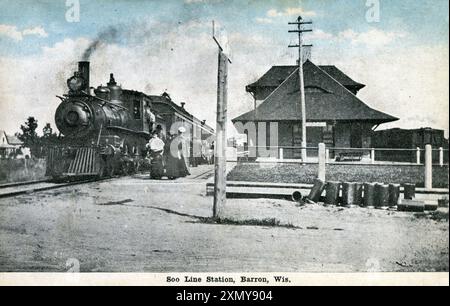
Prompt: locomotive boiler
<box><xmin>47</xmin><ymin>61</ymin><xmax>155</xmax><ymax>179</ymax></box>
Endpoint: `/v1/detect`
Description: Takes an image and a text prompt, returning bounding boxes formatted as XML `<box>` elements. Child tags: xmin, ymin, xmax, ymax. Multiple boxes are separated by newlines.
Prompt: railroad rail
<box><xmin>191</xmin><ymin>168</ymin><xmax>214</xmax><ymax>180</ymax></box>
<box><xmin>0</xmin><ymin>178</ymin><xmax>109</xmax><ymax>199</ymax></box>
<box><xmin>0</xmin><ymin>179</ymin><xmax>50</xmax><ymax>189</ymax></box>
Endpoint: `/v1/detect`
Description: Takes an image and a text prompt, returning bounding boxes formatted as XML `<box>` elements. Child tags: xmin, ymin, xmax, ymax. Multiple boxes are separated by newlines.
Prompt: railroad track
<box><xmin>0</xmin><ymin>179</ymin><xmax>50</xmax><ymax>189</ymax></box>
<box><xmin>0</xmin><ymin>178</ymin><xmax>108</xmax><ymax>199</ymax></box>
<box><xmin>192</xmin><ymin>168</ymin><xmax>214</xmax><ymax>180</ymax></box>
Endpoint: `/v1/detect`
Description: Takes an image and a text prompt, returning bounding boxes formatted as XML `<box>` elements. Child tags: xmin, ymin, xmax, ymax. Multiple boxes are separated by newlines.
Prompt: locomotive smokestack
<box><xmin>78</xmin><ymin>61</ymin><xmax>90</xmax><ymax>94</ymax></box>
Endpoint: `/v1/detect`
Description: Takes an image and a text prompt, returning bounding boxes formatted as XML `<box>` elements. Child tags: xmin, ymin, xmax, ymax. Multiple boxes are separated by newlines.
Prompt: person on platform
<box><xmin>177</xmin><ymin>127</ymin><xmax>191</xmax><ymax>177</ymax></box>
<box><xmin>146</xmin><ymin>130</ymin><xmax>165</xmax><ymax>179</ymax></box>
<box><xmin>165</xmin><ymin>127</ymin><xmax>190</xmax><ymax>179</ymax></box>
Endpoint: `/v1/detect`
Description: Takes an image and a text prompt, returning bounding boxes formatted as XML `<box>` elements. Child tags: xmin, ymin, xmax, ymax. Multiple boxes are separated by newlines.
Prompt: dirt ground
<box><xmin>0</xmin><ymin>166</ymin><xmax>448</xmax><ymax>272</ymax></box>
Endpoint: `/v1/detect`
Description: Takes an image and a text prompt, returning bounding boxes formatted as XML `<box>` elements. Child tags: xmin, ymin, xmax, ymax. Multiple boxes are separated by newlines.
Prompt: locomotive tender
<box><xmin>46</xmin><ymin>61</ymin><xmax>214</xmax><ymax>180</ymax></box>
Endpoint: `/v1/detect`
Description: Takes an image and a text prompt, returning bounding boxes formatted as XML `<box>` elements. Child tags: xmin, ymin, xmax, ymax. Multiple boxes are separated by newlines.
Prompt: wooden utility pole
<box><xmin>212</xmin><ymin>22</ymin><xmax>231</xmax><ymax>218</ymax></box>
<box><xmin>289</xmin><ymin>16</ymin><xmax>312</xmax><ymax>162</ymax></box>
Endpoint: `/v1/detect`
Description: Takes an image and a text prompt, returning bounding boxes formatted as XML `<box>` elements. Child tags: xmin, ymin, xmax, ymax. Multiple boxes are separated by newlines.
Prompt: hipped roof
<box><xmin>246</xmin><ymin>64</ymin><xmax>365</xmax><ymax>91</ymax></box>
<box><xmin>233</xmin><ymin>60</ymin><xmax>398</xmax><ymax>124</ymax></box>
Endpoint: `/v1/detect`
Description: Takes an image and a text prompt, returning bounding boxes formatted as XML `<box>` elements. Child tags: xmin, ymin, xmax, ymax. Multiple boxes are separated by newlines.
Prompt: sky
<box><xmin>0</xmin><ymin>0</ymin><xmax>448</xmax><ymax>137</ymax></box>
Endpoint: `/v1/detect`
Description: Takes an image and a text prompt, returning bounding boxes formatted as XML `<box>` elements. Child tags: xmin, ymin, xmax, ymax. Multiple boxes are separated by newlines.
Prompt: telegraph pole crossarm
<box><xmin>288</xmin><ymin>30</ymin><xmax>313</xmax><ymax>33</ymax></box>
<box><xmin>289</xmin><ymin>20</ymin><xmax>313</xmax><ymax>25</ymax></box>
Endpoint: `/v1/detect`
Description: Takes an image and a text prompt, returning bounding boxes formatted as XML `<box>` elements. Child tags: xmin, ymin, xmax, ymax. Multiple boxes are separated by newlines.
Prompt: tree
<box><xmin>17</xmin><ymin>117</ymin><xmax>40</xmax><ymax>158</ymax></box>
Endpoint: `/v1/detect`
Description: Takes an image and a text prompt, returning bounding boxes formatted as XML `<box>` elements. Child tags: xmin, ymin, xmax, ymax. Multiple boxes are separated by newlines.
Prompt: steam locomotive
<box><xmin>46</xmin><ymin>61</ymin><xmax>214</xmax><ymax>180</ymax></box>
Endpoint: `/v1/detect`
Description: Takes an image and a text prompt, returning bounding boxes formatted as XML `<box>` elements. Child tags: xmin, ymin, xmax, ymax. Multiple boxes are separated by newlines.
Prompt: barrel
<box><xmin>307</xmin><ymin>179</ymin><xmax>326</xmax><ymax>203</ymax></box>
<box><xmin>363</xmin><ymin>183</ymin><xmax>376</xmax><ymax>207</ymax></box>
<box><xmin>354</xmin><ymin>183</ymin><xmax>363</xmax><ymax>206</ymax></box>
<box><xmin>388</xmin><ymin>184</ymin><xmax>401</xmax><ymax>207</ymax></box>
<box><xmin>374</xmin><ymin>183</ymin><xmax>389</xmax><ymax>208</ymax></box>
<box><xmin>292</xmin><ymin>191</ymin><xmax>303</xmax><ymax>203</ymax></box>
<box><xmin>325</xmin><ymin>181</ymin><xmax>341</xmax><ymax>205</ymax></box>
<box><xmin>342</xmin><ymin>182</ymin><xmax>356</xmax><ymax>207</ymax></box>
<box><xmin>403</xmin><ymin>184</ymin><xmax>416</xmax><ymax>200</ymax></box>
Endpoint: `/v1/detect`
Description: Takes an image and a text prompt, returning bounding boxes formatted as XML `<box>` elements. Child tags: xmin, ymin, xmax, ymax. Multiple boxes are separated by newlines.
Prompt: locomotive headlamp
<box><xmin>67</xmin><ymin>74</ymin><xmax>85</xmax><ymax>92</ymax></box>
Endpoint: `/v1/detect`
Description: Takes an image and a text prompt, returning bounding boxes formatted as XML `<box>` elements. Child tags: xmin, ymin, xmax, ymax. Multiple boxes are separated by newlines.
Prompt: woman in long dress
<box><xmin>147</xmin><ymin>131</ymin><xmax>165</xmax><ymax>179</ymax></box>
<box><xmin>164</xmin><ymin>127</ymin><xmax>190</xmax><ymax>179</ymax></box>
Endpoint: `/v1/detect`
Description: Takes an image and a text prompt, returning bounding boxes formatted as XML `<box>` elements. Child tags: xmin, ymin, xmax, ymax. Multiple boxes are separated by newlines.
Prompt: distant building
<box><xmin>0</xmin><ymin>130</ymin><xmax>24</xmax><ymax>159</ymax></box>
<box><xmin>373</xmin><ymin>127</ymin><xmax>449</xmax><ymax>163</ymax></box>
<box><xmin>232</xmin><ymin>60</ymin><xmax>398</xmax><ymax>159</ymax></box>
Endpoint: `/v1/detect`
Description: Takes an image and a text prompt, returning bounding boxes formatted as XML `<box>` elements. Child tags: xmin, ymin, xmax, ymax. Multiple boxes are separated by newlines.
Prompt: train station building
<box><xmin>232</xmin><ymin>60</ymin><xmax>399</xmax><ymax>160</ymax></box>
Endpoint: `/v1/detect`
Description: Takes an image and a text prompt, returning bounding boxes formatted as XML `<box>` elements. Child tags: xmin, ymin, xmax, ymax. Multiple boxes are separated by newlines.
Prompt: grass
<box><xmin>0</xmin><ymin>158</ymin><xmax>47</xmax><ymax>184</ymax></box>
<box><xmin>414</xmin><ymin>210</ymin><xmax>449</xmax><ymax>222</ymax></box>
<box><xmin>195</xmin><ymin>217</ymin><xmax>301</xmax><ymax>229</ymax></box>
<box><xmin>227</xmin><ymin>162</ymin><xmax>449</xmax><ymax>188</ymax></box>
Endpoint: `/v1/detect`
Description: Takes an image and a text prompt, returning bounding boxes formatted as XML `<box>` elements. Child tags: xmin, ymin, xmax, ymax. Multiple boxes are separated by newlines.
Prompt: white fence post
<box><xmin>416</xmin><ymin>147</ymin><xmax>421</xmax><ymax>165</ymax></box>
<box><xmin>371</xmin><ymin>148</ymin><xmax>375</xmax><ymax>164</ymax></box>
<box><xmin>318</xmin><ymin>143</ymin><xmax>326</xmax><ymax>181</ymax></box>
<box><xmin>439</xmin><ymin>147</ymin><xmax>444</xmax><ymax>167</ymax></box>
<box><xmin>425</xmin><ymin>144</ymin><xmax>433</xmax><ymax>190</ymax></box>
<box><xmin>325</xmin><ymin>149</ymin><xmax>330</xmax><ymax>164</ymax></box>
<box><xmin>279</xmin><ymin>147</ymin><xmax>284</xmax><ymax>160</ymax></box>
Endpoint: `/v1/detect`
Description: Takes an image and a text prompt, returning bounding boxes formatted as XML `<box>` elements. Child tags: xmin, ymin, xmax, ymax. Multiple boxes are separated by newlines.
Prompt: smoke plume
<box><xmin>82</xmin><ymin>26</ymin><xmax>120</xmax><ymax>61</ymax></box>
